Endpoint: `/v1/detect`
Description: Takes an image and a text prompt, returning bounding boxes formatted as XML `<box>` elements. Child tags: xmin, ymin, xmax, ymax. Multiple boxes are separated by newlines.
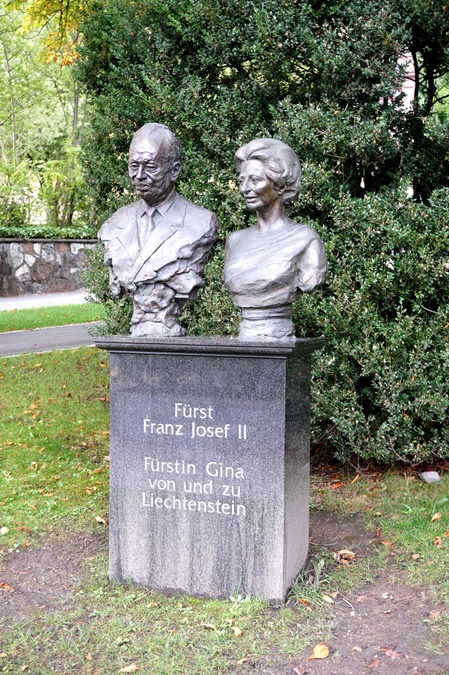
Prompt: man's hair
<box><xmin>235</xmin><ymin>138</ymin><xmax>301</xmax><ymax>203</ymax></box>
<box><xmin>130</xmin><ymin>123</ymin><xmax>182</xmax><ymax>167</ymax></box>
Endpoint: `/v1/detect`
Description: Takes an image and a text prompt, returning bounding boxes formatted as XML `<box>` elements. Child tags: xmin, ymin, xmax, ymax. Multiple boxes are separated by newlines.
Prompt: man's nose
<box><xmin>136</xmin><ymin>165</ymin><xmax>147</xmax><ymax>181</ymax></box>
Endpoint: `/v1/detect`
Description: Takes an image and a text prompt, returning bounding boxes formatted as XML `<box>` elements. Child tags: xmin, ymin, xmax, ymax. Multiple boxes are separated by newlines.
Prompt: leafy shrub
<box><xmin>295</xmin><ymin>188</ymin><xmax>449</xmax><ymax>463</ymax></box>
<box><xmin>82</xmin><ymin>244</ymin><xmax>133</xmax><ymax>335</ymax></box>
<box><xmin>0</xmin><ymin>202</ymin><xmax>27</xmax><ymax>229</ymax></box>
<box><xmin>0</xmin><ymin>224</ymin><xmax>97</xmax><ymax>239</ymax></box>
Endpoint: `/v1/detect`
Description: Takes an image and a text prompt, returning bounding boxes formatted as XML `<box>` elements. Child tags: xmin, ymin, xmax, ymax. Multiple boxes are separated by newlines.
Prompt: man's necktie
<box><xmin>139</xmin><ymin>209</ymin><xmax>155</xmax><ymax>249</ymax></box>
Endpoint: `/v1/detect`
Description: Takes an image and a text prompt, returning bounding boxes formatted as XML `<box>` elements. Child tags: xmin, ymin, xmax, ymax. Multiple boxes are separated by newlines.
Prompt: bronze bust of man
<box><xmin>98</xmin><ymin>123</ymin><xmax>218</xmax><ymax>337</ymax></box>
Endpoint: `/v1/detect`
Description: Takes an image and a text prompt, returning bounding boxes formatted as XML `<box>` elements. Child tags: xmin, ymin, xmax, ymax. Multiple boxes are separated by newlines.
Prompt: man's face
<box><xmin>128</xmin><ymin>133</ymin><xmax>180</xmax><ymax>206</ymax></box>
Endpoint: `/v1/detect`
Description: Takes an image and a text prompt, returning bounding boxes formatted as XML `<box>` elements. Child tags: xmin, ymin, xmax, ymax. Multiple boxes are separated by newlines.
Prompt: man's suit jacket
<box><xmin>98</xmin><ymin>192</ymin><xmax>218</xmax><ymax>298</ymax></box>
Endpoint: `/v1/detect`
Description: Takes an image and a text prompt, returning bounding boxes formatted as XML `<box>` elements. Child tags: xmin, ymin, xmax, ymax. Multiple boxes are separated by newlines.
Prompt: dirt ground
<box><xmin>1</xmin><ymin>514</ymin><xmax>448</xmax><ymax>675</ymax></box>
<box><xmin>259</xmin><ymin>512</ymin><xmax>449</xmax><ymax>675</ymax></box>
<box><xmin>0</xmin><ymin>530</ymin><xmax>107</xmax><ymax>622</ymax></box>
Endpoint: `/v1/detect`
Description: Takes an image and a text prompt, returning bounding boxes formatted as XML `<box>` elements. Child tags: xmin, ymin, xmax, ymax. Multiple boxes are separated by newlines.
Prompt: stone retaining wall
<box><xmin>0</xmin><ymin>239</ymin><xmax>97</xmax><ymax>297</ymax></box>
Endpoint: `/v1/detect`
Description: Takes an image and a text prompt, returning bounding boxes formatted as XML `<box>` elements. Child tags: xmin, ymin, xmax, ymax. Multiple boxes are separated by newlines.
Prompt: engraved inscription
<box><xmin>141</xmin><ymin>401</ymin><xmax>249</xmax><ymax>517</ymax></box>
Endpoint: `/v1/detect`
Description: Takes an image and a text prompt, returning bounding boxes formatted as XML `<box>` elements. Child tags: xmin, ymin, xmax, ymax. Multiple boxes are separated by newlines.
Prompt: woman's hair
<box><xmin>235</xmin><ymin>138</ymin><xmax>302</xmax><ymax>203</ymax></box>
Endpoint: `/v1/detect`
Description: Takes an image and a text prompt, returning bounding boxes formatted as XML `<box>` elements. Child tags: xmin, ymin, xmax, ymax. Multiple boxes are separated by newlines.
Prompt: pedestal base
<box><xmin>96</xmin><ymin>335</ymin><xmax>323</xmax><ymax>601</ymax></box>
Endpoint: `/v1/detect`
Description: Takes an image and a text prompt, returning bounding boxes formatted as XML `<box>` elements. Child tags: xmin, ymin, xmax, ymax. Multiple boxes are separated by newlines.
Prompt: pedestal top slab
<box><xmin>95</xmin><ymin>334</ymin><xmax>324</xmax><ymax>357</ymax></box>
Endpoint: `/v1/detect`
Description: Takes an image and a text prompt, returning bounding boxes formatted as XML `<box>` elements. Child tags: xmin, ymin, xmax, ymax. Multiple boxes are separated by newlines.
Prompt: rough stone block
<box><xmin>55</xmin><ymin>242</ymin><xmax>70</xmax><ymax>252</ymax></box>
<box><xmin>31</xmin><ymin>260</ymin><xmax>58</xmax><ymax>283</ymax></box>
<box><xmin>41</xmin><ymin>243</ymin><xmax>56</xmax><ymax>262</ymax></box>
<box><xmin>9</xmin><ymin>243</ymin><xmax>24</xmax><ymax>270</ymax></box>
<box><xmin>70</xmin><ymin>242</ymin><xmax>85</xmax><ymax>254</ymax></box>
<box><xmin>46</xmin><ymin>277</ymin><xmax>77</xmax><ymax>293</ymax></box>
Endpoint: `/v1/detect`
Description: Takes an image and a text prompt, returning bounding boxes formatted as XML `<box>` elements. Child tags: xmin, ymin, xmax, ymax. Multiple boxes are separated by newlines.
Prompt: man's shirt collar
<box><xmin>138</xmin><ymin>191</ymin><xmax>178</xmax><ymax>219</ymax></box>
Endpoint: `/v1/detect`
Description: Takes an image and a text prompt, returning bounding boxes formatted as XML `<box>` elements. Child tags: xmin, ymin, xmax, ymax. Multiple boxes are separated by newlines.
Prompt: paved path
<box><xmin>0</xmin><ymin>291</ymin><xmax>101</xmax><ymax>356</ymax></box>
<box><xmin>0</xmin><ymin>323</ymin><xmax>101</xmax><ymax>357</ymax></box>
<box><xmin>0</xmin><ymin>290</ymin><xmax>88</xmax><ymax>311</ymax></box>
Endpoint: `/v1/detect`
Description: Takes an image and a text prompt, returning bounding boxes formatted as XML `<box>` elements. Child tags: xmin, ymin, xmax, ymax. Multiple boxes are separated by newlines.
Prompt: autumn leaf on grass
<box><xmin>430</xmin><ymin>512</ymin><xmax>442</xmax><ymax>522</ymax></box>
<box><xmin>332</xmin><ymin>549</ymin><xmax>356</xmax><ymax>564</ymax></box>
<box><xmin>118</xmin><ymin>666</ymin><xmax>141</xmax><ymax>673</ymax></box>
<box><xmin>0</xmin><ymin>583</ymin><xmax>14</xmax><ymax>592</ymax></box>
<box><xmin>306</xmin><ymin>643</ymin><xmax>329</xmax><ymax>660</ymax></box>
<box><xmin>233</xmin><ymin>626</ymin><xmax>243</xmax><ymax>637</ymax></box>
<box><xmin>95</xmin><ymin>516</ymin><xmax>106</xmax><ymax>525</ymax></box>
<box><xmin>433</xmin><ymin>536</ymin><xmax>443</xmax><ymax>548</ymax></box>
<box><xmin>0</xmin><ymin>527</ymin><xmax>9</xmax><ymax>535</ymax></box>
<box><xmin>200</xmin><ymin>621</ymin><xmax>217</xmax><ymax>630</ymax></box>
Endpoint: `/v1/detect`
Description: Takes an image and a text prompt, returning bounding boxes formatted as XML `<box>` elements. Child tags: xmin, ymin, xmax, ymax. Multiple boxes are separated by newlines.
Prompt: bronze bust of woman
<box><xmin>223</xmin><ymin>138</ymin><xmax>327</xmax><ymax>340</ymax></box>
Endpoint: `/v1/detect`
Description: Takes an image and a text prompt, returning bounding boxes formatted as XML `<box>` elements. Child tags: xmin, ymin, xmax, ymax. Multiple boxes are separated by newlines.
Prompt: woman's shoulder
<box><xmin>228</xmin><ymin>225</ymin><xmax>256</xmax><ymax>238</ymax></box>
<box><xmin>286</xmin><ymin>219</ymin><xmax>321</xmax><ymax>237</ymax></box>
<box><xmin>226</xmin><ymin>226</ymin><xmax>256</xmax><ymax>247</ymax></box>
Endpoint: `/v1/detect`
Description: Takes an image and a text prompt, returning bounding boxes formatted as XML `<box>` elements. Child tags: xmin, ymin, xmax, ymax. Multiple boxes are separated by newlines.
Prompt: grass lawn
<box><xmin>0</xmin><ymin>348</ymin><xmax>448</xmax><ymax>674</ymax></box>
<box><xmin>0</xmin><ymin>304</ymin><xmax>104</xmax><ymax>333</ymax></box>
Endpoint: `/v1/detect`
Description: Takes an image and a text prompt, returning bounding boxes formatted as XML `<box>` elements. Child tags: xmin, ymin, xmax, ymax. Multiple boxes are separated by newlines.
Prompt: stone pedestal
<box><xmin>95</xmin><ymin>335</ymin><xmax>323</xmax><ymax>602</ymax></box>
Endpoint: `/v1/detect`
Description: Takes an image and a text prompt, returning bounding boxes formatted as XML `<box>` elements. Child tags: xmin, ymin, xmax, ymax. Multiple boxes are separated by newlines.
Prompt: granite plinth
<box><xmin>96</xmin><ymin>335</ymin><xmax>323</xmax><ymax>601</ymax></box>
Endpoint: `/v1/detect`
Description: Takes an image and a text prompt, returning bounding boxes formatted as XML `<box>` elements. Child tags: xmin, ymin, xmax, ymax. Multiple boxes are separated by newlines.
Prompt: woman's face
<box><xmin>238</xmin><ymin>160</ymin><xmax>280</xmax><ymax>211</ymax></box>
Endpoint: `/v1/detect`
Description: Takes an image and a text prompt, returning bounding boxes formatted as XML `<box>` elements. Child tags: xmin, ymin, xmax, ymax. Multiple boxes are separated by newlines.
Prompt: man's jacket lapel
<box><xmin>127</xmin><ymin>195</ymin><xmax>188</xmax><ymax>283</ymax></box>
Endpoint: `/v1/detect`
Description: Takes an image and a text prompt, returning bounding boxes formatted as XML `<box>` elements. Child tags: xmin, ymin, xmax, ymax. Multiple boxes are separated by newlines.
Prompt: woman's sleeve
<box><xmin>296</xmin><ymin>236</ymin><xmax>327</xmax><ymax>292</ymax></box>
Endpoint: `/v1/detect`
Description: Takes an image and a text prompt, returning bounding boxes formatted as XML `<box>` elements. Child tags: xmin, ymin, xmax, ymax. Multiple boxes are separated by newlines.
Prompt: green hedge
<box><xmin>0</xmin><ymin>224</ymin><xmax>97</xmax><ymax>240</ymax></box>
<box><xmin>300</xmin><ymin>188</ymin><xmax>449</xmax><ymax>464</ymax></box>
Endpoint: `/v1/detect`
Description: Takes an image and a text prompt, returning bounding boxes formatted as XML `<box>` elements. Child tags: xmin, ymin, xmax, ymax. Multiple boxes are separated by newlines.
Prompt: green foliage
<box><xmin>0</xmin><ymin>223</ymin><xmax>96</xmax><ymax>238</ymax></box>
<box><xmin>0</xmin><ymin>200</ymin><xmax>27</xmax><ymax>229</ymax></box>
<box><xmin>77</xmin><ymin>0</ymin><xmax>449</xmax><ymax>463</ymax></box>
<box><xmin>82</xmin><ymin>244</ymin><xmax>133</xmax><ymax>335</ymax></box>
<box><xmin>0</xmin><ymin>9</ymin><xmax>91</xmax><ymax>229</ymax></box>
<box><xmin>296</xmin><ymin>187</ymin><xmax>449</xmax><ymax>463</ymax></box>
